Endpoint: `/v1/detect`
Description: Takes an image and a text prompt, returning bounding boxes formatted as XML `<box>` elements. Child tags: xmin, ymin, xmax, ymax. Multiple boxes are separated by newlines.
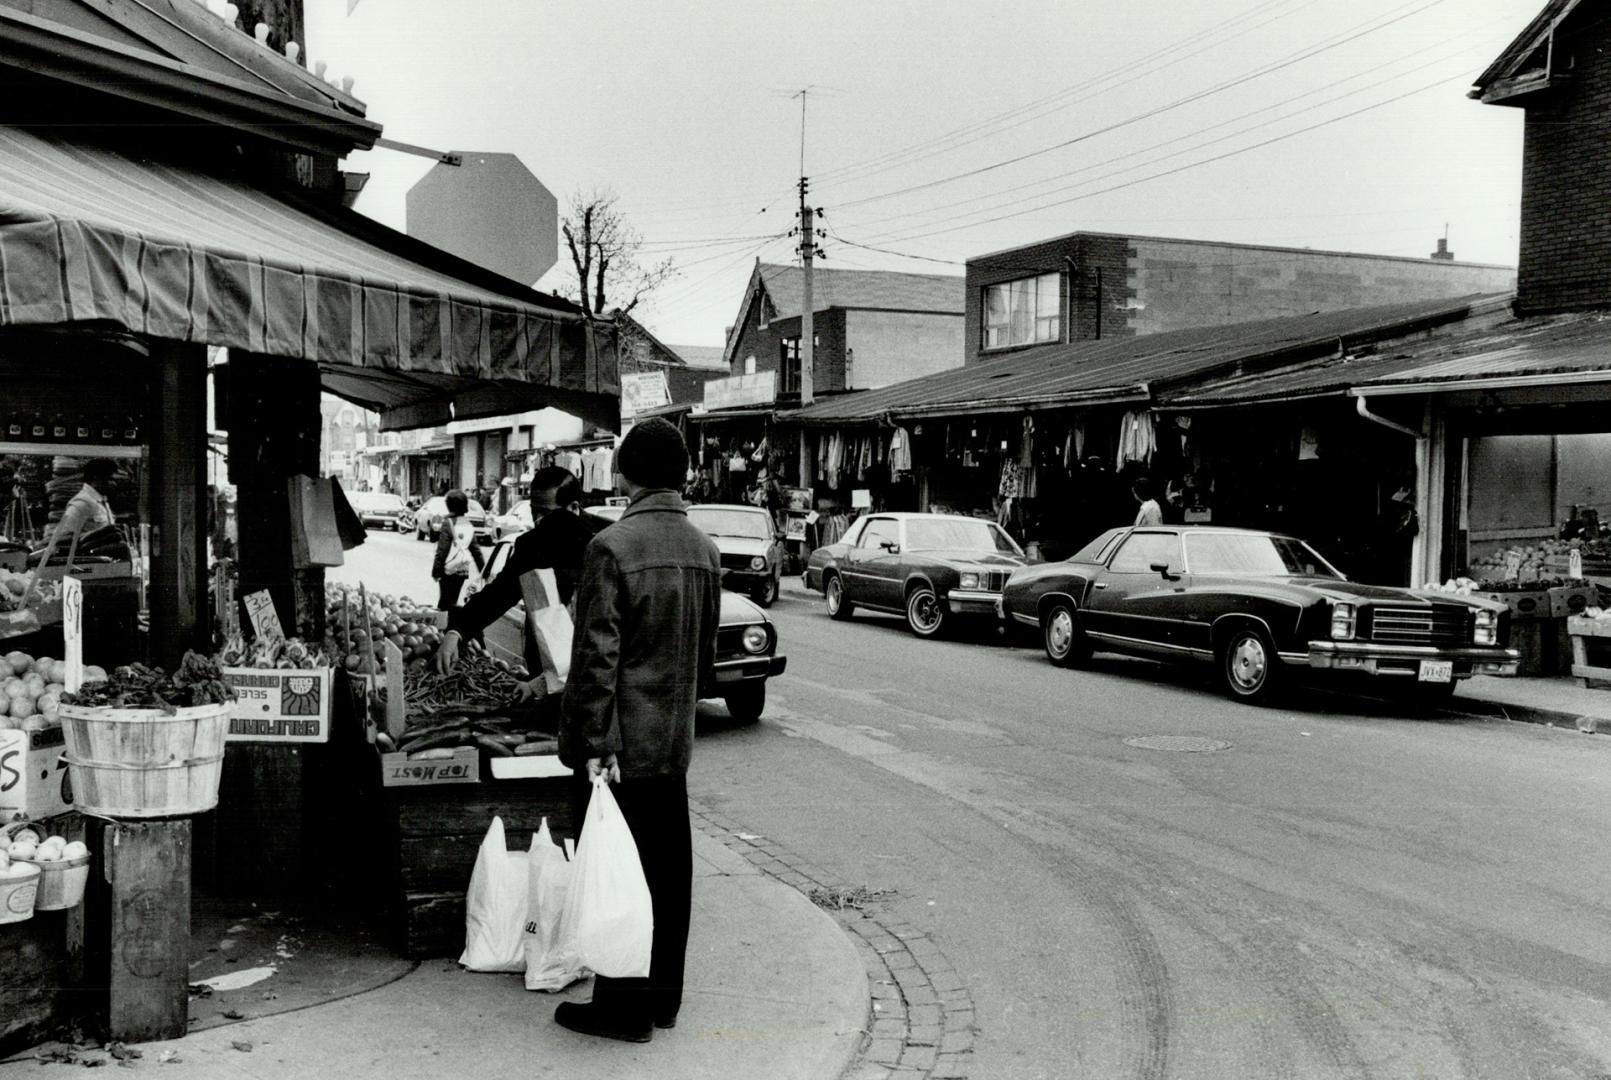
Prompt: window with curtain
<box><xmin>983</xmin><ymin>271</ymin><xmax>1060</xmax><ymax>349</ymax></box>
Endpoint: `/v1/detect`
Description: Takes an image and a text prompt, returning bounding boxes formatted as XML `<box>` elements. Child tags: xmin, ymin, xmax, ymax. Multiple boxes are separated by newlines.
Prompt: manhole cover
<box><xmin>1124</xmin><ymin>735</ymin><xmax>1233</xmax><ymax>752</ymax></box>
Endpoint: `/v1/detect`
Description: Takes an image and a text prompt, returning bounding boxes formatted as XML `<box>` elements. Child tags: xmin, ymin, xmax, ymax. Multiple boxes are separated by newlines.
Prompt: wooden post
<box><xmin>147</xmin><ymin>342</ymin><xmax>209</xmax><ymax>669</ymax></box>
<box><xmin>105</xmin><ymin>819</ymin><xmax>191</xmax><ymax>1042</ymax></box>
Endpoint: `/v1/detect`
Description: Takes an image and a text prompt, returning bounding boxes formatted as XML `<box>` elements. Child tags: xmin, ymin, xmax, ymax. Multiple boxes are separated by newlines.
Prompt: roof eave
<box><xmin>0</xmin><ymin>6</ymin><xmax>381</xmax><ymax>155</ymax></box>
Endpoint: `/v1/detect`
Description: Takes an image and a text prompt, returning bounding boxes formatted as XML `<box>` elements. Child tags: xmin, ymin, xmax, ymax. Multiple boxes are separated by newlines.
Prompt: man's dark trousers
<box><xmin>571</xmin><ymin>772</ymin><xmax>692</xmax><ymax>1027</ymax></box>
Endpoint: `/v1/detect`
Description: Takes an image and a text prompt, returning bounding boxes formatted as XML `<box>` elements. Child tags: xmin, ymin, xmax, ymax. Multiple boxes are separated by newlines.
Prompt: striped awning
<box><xmin>0</xmin><ymin>126</ymin><xmax>618</xmax><ymax>430</ymax></box>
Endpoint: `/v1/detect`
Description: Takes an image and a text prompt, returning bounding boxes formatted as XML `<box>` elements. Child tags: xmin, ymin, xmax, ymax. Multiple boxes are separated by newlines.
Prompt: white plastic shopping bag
<box><xmin>556</xmin><ymin>776</ymin><xmax>654</xmax><ymax>978</ymax></box>
<box><xmin>459</xmin><ymin>816</ymin><xmax>529</xmax><ymax>973</ymax></box>
<box><xmin>523</xmin><ymin>818</ymin><xmax>587</xmax><ymax>991</ymax></box>
<box><xmin>520</xmin><ymin>567</ymin><xmax>573</xmax><ymax>694</ymax></box>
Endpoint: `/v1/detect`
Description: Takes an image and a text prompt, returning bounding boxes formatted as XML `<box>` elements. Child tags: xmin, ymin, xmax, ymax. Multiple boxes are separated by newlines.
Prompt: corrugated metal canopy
<box><xmin>1164</xmin><ymin>307</ymin><xmax>1611</xmax><ymax>405</ymax></box>
<box><xmin>783</xmin><ymin>294</ymin><xmax>1501</xmax><ymax>424</ymax></box>
<box><xmin>0</xmin><ymin>125</ymin><xmax>618</xmax><ymax>430</ymax></box>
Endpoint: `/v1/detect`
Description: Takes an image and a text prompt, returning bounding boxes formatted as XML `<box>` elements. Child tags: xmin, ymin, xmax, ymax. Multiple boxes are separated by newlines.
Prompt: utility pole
<box><xmin>793</xmin><ymin>89</ymin><xmax>824</xmax><ymax>406</ymax></box>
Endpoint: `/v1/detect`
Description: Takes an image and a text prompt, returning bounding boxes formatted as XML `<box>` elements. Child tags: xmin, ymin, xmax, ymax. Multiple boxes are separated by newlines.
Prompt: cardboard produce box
<box><xmin>1476</xmin><ymin>589</ymin><xmax>1551</xmax><ymax>620</ymax></box>
<box><xmin>0</xmin><ymin>725</ymin><xmax>71</xmax><ymax>821</ymax></box>
<box><xmin>381</xmin><ymin>747</ymin><xmax>479</xmax><ymax>787</ymax></box>
<box><xmin>1549</xmin><ymin>584</ymin><xmax>1599</xmax><ymax>619</ymax></box>
<box><xmin>221</xmin><ymin>667</ymin><xmax>334</xmax><ymax>743</ymax></box>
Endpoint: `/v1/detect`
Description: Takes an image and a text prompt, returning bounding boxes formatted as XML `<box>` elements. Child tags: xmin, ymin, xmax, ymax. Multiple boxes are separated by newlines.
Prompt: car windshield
<box><xmin>356</xmin><ymin>494</ymin><xmax>404</xmax><ymax>511</ymax></box>
<box><xmin>1070</xmin><ymin>528</ymin><xmax>1124</xmax><ymax>563</ymax></box>
<box><xmin>904</xmin><ymin>518</ymin><xmax>1021</xmax><ymax>555</ymax></box>
<box><xmin>1184</xmin><ymin>533</ymin><xmax>1342</xmax><ymax>578</ymax></box>
<box><xmin>688</xmin><ymin>507</ymin><xmax>772</xmax><ymax>540</ymax></box>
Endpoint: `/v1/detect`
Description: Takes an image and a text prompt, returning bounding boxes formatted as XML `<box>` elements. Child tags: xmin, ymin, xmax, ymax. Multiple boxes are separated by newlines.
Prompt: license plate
<box><xmin>1417</xmin><ymin>660</ymin><xmax>1453</xmax><ymax>683</ymax></box>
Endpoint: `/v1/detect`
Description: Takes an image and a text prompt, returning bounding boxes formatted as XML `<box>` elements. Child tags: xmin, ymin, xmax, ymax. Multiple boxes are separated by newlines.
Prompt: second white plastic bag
<box><xmin>459</xmin><ymin>816</ymin><xmax>528</xmax><ymax>973</ymax></box>
<box><xmin>523</xmin><ymin>818</ymin><xmax>587</xmax><ymax>991</ymax></box>
<box><xmin>556</xmin><ymin>775</ymin><xmax>654</xmax><ymax>978</ymax></box>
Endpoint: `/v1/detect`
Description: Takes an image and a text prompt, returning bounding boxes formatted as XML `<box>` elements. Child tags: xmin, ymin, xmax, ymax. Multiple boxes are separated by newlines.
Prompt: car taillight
<box><xmin>1330</xmin><ymin>602</ymin><xmax>1356</xmax><ymax>641</ymax></box>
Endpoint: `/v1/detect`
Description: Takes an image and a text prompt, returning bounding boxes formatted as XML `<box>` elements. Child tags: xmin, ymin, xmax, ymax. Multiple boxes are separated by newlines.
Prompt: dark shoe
<box><xmin>554</xmin><ymin>1001</ymin><xmax>652</xmax><ymax>1044</ymax></box>
<box><xmin>654</xmin><ymin>1014</ymin><xmax>678</xmax><ymax>1030</ymax></box>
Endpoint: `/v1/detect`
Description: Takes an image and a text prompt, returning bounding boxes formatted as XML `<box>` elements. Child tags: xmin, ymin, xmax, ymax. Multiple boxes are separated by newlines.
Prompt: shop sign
<box><xmin>703</xmin><ymin>371</ymin><xmax>777</xmax><ymax>412</ymax></box>
<box><xmin>0</xmin><ymin>726</ymin><xmax>72</xmax><ymax>821</ymax></box>
<box><xmin>221</xmin><ymin>668</ymin><xmax>333</xmax><ymax>743</ymax></box>
<box><xmin>621</xmin><ymin>371</ymin><xmax>671</xmax><ymax>418</ymax></box>
<box><xmin>852</xmin><ymin>489</ymin><xmax>872</xmax><ymax>509</ymax></box>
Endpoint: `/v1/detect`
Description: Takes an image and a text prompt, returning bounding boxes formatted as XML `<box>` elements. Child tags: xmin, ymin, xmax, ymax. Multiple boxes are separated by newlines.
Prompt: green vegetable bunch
<box><xmin>61</xmin><ymin>651</ymin><xmax>236</xmax><ymax>713</ymax></box>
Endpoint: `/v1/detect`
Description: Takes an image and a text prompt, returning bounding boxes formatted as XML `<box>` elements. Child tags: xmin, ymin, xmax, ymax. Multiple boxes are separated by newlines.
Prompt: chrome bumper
<box><xmin>711</xmin><ymin>654</ymin><xmax>787</xmax><ymax>685</ymax></box>
<box><xmin>1307</xmin><ymin>640</ymin><xmax>1520</xmax><ymax>678</ymax></box>
<box><xmin>947</xmin><ymin>589</ymin><xmax>1003</xmax><ymax>615</ymax></box>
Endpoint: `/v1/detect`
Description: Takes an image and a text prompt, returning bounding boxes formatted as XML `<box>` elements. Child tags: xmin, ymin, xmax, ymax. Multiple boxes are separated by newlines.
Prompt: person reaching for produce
<box><xmin>554</xmin><ymin>417</ymin><xmax>722</xmax><ymax>1044</ymax></box>
<box><xmin>430</xmin><ymin>490</ymin><xmax>485</xmax><ymax>610</ymax></box>
<box><xmin>433</xmin><ymin>467</ymin><xmax>600</xmax><ymax>697</ymax></box>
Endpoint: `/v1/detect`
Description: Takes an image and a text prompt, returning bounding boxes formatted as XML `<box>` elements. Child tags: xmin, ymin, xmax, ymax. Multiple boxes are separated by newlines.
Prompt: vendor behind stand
<box><xmin>39</xmin><ymin>457</ymin><xmax>116</xmax><ymax>563</ymax></box>
<box><xmin>432</xmin><ymin>466</ymin><xmax>600</xmax><ymax>698</ymax></box>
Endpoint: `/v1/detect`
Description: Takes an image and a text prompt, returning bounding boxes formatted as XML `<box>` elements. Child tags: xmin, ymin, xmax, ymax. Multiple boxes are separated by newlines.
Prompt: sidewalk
<box><xmin>0</xmin><ymin>832</ymin><xmax>869</xmax><ymax>1080</ymax></box>
<box><xmin>1454</xmin><ymin>674</ymin><xmax>1611</xmax><ymax>732</ymax></box>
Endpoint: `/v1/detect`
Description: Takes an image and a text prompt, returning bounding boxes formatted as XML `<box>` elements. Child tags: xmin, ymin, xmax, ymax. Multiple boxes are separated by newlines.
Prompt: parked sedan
<box><xmin>492</xmin><ymin>499</ymin><xmax>534</xmax><ymax>540</ymax></box>
<box><xmin>687</xmin><ymin>503</ymin><xmax>789</xmax><ymax>607</ymax></box>
<box><xmin>412</xmin><ymin>495</ymin><xmax>491</xmax><ymax>544</ymax></box>
<box><xmin>1000</xmin><ymin>526</ymin><xmax>1519</xmax><ymax>704</ymax></box>
<box><xmin>805</xmin><ymin>512</ymin><xmax>1027</xmax><ymax>637</ymax></box>
<box><xmin>479</xmin><ymin>536</ymin><xmax>786</xmax><ymax>723</ymax></box>
<box><xmin>349</xmin><ymin>491</ymin><xmax>409</xmax><ymax>531</ymax></box>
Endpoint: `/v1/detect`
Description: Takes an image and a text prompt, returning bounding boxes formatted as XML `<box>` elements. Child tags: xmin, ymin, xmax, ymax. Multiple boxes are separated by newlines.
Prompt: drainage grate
<box><xmin>1124</xmin><ymin>735</ymin><xmax>1232</xmax><ymax>753</ymax></box>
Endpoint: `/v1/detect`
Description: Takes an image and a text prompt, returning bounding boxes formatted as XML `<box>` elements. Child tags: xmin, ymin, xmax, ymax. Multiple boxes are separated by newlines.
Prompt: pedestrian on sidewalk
<box><xmin>431</xmin><ymin>489</ymin><xmax>485</xmax><ymax>609</ymax></box>
<box><xmin>432</xmin><ymin>466</ymin><xmax>599</xmax><ymax>697</ymax></box>
<box><xmin>556</xmin><ymin>417</ymin><xmax>722</xmax><ymax>1044</ymax></box>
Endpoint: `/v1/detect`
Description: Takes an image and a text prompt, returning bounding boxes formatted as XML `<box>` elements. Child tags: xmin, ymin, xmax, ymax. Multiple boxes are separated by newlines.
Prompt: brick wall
<box><xmin>1515</xmin><ymin>12</ymin><xmax>1611</xmax><ymax>314</ymax></box>
<box><xmin>725</xmin><ymin>298</ymin><xmax>849</xmax><ymax>394</ymax></box>
<box><xmin>964</xmin><ymin>232</ymin><xmax>1516</xmax><ymax>363</ymax></box>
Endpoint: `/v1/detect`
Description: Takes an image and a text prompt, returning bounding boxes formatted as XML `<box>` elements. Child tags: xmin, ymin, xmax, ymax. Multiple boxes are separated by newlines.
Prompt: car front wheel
<box><xmin>825</xmin><ymin>574</ymin><xmax>854</xmax><ymax>620</ymax></box>
<box><xmin>906</xmin><ymin>585</ymin><xmax>946</xmax><ymax>638</ymax></box>
<box><xmin>753</xmin><ymin>572</ymin><xmax>779</xmax><ymax>608</ymax></box>
<box><xmin>1042</xmin><ymin>602</ymin><xmax>1091</xmax><ymax>668</ymax></box>
<box><xmin>724</xmin><ymin>683</ymin><xmax>766</xmax><ymax>724</ymax></box>
<box><xmin>1220</xmin><ymin>626</ymin><xmax>1281</xmax><ymax>704</ymax></box>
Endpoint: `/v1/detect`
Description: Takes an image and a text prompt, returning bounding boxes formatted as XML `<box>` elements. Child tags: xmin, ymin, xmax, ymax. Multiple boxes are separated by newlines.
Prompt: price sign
<box><xmin>243</xmin><ymin>590</ymin><xmax>285</xmax><ymax>641</ymax></box>
<box><xmin>1570</xmin><ymin>549</ymin><xmax>1584</xmax><ymax>580</ymax></box>
<box><xmin>1503</xmin><ymin>551</ymin><xmax>1522</xmax><ymax>581</ymax></box>
<box><xmin>62</xmin><ymin>575</ymin><xmax>83</xmax><ymax>693</ymax></box>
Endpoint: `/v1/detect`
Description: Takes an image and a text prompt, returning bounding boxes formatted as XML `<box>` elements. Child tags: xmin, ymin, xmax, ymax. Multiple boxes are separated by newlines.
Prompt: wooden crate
<box><xmin>387</xmin><ymin>774</ymin><xmax>576</xmax><ymax>959</ymax></box>
<box><xmin>1568</xmin><ymin>616</ymin><xmax>1611</xmax><ymax>688</ymax></box>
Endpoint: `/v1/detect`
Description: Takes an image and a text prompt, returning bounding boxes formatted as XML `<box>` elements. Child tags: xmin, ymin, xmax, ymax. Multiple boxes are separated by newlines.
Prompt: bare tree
<box><xmin>560</xmin><ymin>188</ymin><xmax>675</xmax><ymax>317</ymax></box>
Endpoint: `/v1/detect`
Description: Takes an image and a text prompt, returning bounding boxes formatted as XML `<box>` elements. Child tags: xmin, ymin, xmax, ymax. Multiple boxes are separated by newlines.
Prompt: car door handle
<box><xmin>1092</xmin><ymin>582</ymin><xmax>1108</xmax><ymax>589</ymax></box>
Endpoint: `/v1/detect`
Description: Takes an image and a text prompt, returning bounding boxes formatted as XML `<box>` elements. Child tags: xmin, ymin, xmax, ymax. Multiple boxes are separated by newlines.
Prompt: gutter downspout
<box><xmin>1355</xmin><ymin>395</ymin><xmax>1433</xmax><ymax>585</ymax></box>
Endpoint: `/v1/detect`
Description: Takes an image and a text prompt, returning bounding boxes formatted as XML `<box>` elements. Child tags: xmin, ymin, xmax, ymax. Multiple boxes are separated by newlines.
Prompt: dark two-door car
<box><xmin>999</xmin><ymin>526</ymin><xmax>1519</xmax><ymax>704</ymax></box>
<box><xmin>805</xmin><ymin>512</ymin><xmax>1028</xmax><ymax>637</ymax></box>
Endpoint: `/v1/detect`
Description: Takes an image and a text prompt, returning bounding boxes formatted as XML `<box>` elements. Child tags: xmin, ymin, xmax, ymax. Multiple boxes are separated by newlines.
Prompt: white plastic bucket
<box><xmin>0</xmin><ymin>862</ymin><xmax>41</xmax><ymax>924</ymax></box>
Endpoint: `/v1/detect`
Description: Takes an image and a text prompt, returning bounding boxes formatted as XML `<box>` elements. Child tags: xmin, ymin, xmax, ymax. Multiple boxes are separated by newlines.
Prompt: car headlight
<box><xmin>959</xmin><ymin>572</ymin><xmax>980</xmax><ymax>590</ymax></box>
<box><xmin>1330</xmin><ymin>601</ymin><xmax>1356</xmax><ymax>641</ymax></box>
<box><xmin>741</xmin><ymin>624</ymin><xmax>769</xmax><ymax>654</ymax></box>
<box><xmin>749</xmin><ymin>556</ymin><xmax>767</xmax><ymax>571</ymax></box>
<box><xmin>1474</xmin><ymin>608</ymin><xmax>1498</xmax><ymax>646</ymax></box>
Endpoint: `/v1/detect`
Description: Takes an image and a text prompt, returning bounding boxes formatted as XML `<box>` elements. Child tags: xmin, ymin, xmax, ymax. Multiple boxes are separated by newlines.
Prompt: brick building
<box><xmin>722</xmin><ymin>262</ymin><xmax>963</xmax><ymax>398</ymax></box>
<box><xmin>963</xmin><ymin>231</ymin><xmax>1517</xmax><ymax>364</ymax></box>
<box><xmin>1472</xmin><ymin>0</ymin><xmax>1611</xmax><ymax>315</ymax></box>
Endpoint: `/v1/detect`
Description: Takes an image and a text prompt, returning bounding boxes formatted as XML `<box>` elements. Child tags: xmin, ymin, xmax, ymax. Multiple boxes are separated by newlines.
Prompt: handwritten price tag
<box><xmin>1570</xmin><ymin>550</ymin><xmax>1584</xmax><ymax>580</ymax></box>
<box><xmin>62</xmin><ymin>576</ymin><xmax>84</xmax><ymax>693</ymax></box>
<box><xmin>243</xmin><ymin>590</ymin><xmax>285</xmax><ymax>641</ymax></box>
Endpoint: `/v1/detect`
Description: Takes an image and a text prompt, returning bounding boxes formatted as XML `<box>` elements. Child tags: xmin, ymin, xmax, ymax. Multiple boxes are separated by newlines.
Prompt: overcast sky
<box><xmin>306</xmin><ymin>0</ymin><xmax>1541</xmax><ymax>354</ymax></box>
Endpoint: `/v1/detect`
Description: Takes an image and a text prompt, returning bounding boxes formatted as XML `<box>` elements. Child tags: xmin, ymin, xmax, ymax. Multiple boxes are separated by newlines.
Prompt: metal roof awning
<box><xmin>0</xmin><ymin>125</ymin><xmax>619</xmax><ymax>431</ymax></box>
<box><xmin>782</xmin><ymin>294</ymin><xmax>1502</xmax><ymax>425</ymax></box>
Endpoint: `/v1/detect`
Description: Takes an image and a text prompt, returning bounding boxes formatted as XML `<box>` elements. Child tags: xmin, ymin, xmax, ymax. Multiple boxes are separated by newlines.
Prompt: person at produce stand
<box><xmin>430</xmin><ymin>489</ymin><xmax>485</xmax><ymax>609</ymax></box>
<box><xmin>432</xmin><ymin>466</ymin><xmax>600</xmax><ymax>693</ymax></box>
<box><xmin>555</xmin><ymin>416</ymin><xmax>722</xmax><ymax>1044</ymax></box>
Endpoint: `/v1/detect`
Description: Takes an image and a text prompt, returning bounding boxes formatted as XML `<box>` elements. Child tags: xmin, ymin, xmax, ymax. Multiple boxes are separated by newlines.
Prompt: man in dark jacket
<box><xmin>433</xmin><ymin>467</ymin><xmax>599</xmax><ymax>688</ymax></box>
<box><xmin>555</xmin><ymin>417</ymin><xmax>721</xmax><ymax>1044</ymax></box>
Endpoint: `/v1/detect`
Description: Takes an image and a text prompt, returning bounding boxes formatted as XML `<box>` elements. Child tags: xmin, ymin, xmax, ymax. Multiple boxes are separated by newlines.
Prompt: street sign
<box><xmin>406</xmin><ymin>152</ymin><xmax>558</xmax><ymax>285</ymax></box>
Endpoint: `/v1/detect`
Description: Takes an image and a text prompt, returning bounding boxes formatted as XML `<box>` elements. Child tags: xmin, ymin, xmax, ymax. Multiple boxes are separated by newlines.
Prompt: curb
<box><xmin>1447</xmin><ymin>695</ymin><xmax>1605</xmax><ymax>734</ymax></box>
<box><xmin>690</xmin><ymin>799</ymin><xmax>977</xmax><ymax>1080</ymax></box>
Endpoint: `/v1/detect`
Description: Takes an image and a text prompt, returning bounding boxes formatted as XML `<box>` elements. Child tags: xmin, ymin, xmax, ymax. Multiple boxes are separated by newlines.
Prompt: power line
<box><xmin>831</xmin><ymin>0</ymin><xmax>1450</xmax><ymax>213</ymax></box>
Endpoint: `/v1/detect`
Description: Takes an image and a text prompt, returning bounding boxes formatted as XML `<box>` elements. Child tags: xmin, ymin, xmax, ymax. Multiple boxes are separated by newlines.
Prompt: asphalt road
<box><xmin>337</xmin><ymin>529</ymin><xmax>1611</xmax><ymax>1079</ymax></box>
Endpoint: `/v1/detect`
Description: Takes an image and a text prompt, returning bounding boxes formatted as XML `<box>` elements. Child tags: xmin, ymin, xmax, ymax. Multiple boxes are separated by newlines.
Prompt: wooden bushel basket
<box><xmin>57</xmin><ymin>703</ymin><xmax>231</xmax><ymax>818</ymax></box>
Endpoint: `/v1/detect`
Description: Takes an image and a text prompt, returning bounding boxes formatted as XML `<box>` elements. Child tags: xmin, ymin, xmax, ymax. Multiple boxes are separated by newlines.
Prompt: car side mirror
<box><xmin>880</xmin><ymin>541</ymin><xmax>901</xmax><ymax>554</ymax></box>
<box><xmin>1150</xmin><ymin>561</ymin><xmax>1180</xmax><ymax>581</ymax></box>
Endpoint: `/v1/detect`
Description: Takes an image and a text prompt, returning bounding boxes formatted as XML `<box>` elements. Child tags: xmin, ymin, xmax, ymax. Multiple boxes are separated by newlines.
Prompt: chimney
<box><xmin>1430</xmin><ymin>236</ymin><xmax>1454</xmax><ymax>261</ymax></box>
